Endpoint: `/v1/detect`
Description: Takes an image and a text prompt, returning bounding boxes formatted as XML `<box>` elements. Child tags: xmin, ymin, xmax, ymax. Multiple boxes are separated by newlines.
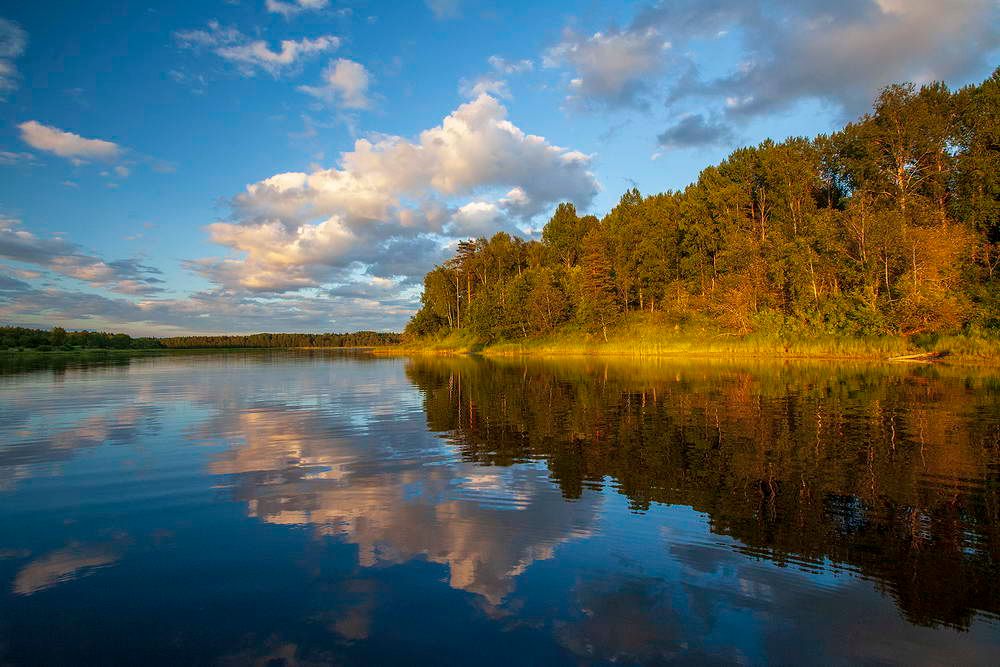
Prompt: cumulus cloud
<box><xmin>1</xmin><ymin>96</ymin><xmax>598</xmax><ymax>333</ymax></box>
<box><xmin>175</xmin><ymin>21</ymin><xmax>339</xmax><ymax>76</ymax></box>
<box><xmin>0</xmin><ymin>217</ymin><xmax>164</xmax><ymax>295</ymax></box>
<box><xmin>18</xmin><ymin>121</ymin><xmax>121</xmax><ymax>163</ymax></box>
<box><xmin>265</xmin><ymin>0</ymin><xmax>329</xmax><ymax>18</ymax></box>
<box><xmin>544</xmin><ymin>27</ymin><xmax>670</xmax><ymax>109</ymax></box>
<box><xmin>0</xmin><ymin>17</ymin><xmax>26</xmax><ymax>99</ymax></box>
<box><xmin>195</xmin><ymin>94</ymin><xmax>598</xmax><ymax>294</ymax></box>
<box><xmin>299</xmin><ymin>58</ymin><xmax>372</xmax><ymax>109</ymax></box>
<box><xmin>641</xmin><ymin>0</ymin><xmax>1000</xmax><ymax>119</ymax></box>
<box><xmin>446</xmin><ymin>201</ymin><xmax>518</xmax><ymax>237</ymax></box>
<box><xmin>657</xmin><ymin>113</ymin><xmax>734</xmax><ymax>150</ymax></box>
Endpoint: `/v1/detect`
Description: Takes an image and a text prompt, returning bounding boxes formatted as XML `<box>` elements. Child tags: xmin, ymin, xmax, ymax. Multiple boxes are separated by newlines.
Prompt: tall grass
<box><xmin>374</xmin><ymin>329</ymin><xmax>483</xmax><ymax>356</ymax></box>
<box><xmin>394</xmin><ymin>315</ymin><xmax>1000</xmax><ymax>364</ymax></box>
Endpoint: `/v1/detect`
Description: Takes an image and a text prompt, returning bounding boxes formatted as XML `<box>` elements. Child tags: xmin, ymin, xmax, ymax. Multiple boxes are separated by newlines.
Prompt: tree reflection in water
<box><xmin>405</xmin><ymin>356</ymin><xmax>1000</xmax><ymax>630</ymax></box>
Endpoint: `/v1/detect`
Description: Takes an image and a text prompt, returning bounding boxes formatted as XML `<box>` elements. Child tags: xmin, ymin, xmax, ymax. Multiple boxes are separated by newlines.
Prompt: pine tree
<box><xmin>579</xmin><ymin>227</ymin><xmax>619</xmax><ymax>342</ymax></box>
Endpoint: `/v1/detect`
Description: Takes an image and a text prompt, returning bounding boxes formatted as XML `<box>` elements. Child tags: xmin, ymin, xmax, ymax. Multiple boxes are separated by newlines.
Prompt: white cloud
<box><xmin>17</xmin><ymin>121</ymin><xmax>121</xmax><ymax>163</ymax></box>
<box><xmin>175</xmin><ymin>21</ymin><xmax>339</xmax><ymax>76</ymax></box>
<box><xmin>459</xmin><ymin>74</ymin><xmax>509</xmax><ymax>100</ymax></box>
<box><xmin>216</xmin><ymin>35</ymin><xmax>340</xmax><ymax>76</ymax></box>
<box><xmin>174</xmin><ymin>21</ymin><xmax>242</xmax><ymax>49</ymax></box>
<box><xmin>0</xmin><ymin>18</ymin><xmax>26</xmax><ymax>99</ymax></box>
<box><xmin>488</xmin><ymin>56</ymin><xmax>534</xmax><ymax>74</ymax></box>
<box><xmin>0</xmin><ymin>217</ymin><xmax>164</xmax><ymax>295</ymax></box>
<box><xmin>447</xmin><ymin>201</ymin><xmax>509</xmax><ymax>236</ymax></box>
<box><xmin>459</xmin><ymin>55</ymin><xmax>537</xmax><ymax>101</ymax></box>
<box><xmin>196</xmin><ymin>94</ymin><xmax>598</xmax><ymax>293</ymax></box>
<box><xmin>299</xmin><ymin>58</ymin><xmax>372</xmax><ymax>109</ymax></box>
<box><xmin>544</xmin><ymin>27</ymin><xmax>669</xmax><ymax>109</ymax></box>
<box><xmin>265</xmin><ymin>0</ymin><xmax>329</xmax><ymax>18</ymax></box>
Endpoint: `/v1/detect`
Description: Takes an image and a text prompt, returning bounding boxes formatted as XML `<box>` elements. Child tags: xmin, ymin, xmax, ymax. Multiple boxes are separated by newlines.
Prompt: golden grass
<box><xmin>389</xmin><ymin>317</ymin><xmax>1000</xmax><ymax>365</ymax></box>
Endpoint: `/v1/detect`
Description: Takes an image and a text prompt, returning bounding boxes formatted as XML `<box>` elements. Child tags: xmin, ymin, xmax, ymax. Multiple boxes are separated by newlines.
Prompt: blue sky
<box><xmin>0</xmin><ymin>0</ymin><xmax>997</xmax><ymax>335</ymax></box>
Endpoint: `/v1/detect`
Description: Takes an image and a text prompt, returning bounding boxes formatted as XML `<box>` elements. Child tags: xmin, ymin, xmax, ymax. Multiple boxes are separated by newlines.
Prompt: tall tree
<box><xmin>579</xmin><ymin>227</ymin><xmax>619</xmax><ymax>341</ymax></box>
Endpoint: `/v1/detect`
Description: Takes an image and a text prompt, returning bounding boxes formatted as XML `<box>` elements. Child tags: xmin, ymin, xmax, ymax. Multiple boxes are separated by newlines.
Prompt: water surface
<box><xmin>0</xmin><ymin>351</ymin><xmax>998</xmax><ymax>664</ymax></box>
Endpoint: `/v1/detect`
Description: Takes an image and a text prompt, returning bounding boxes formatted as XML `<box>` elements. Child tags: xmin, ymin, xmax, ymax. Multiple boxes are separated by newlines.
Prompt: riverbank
<box><xmin>379</xmin><ymin>320</ymin><xmax>1000</xmax><ymax>365</ymax></box>
<box><xmin>6</xmin><ymin>330</ymin><xmax>996</xmax><ymax>365</ymax></box>
<box><xmin>0</xmin><ymin>346</ymin><xmax>383</xmax><ymax>356</ymax></box>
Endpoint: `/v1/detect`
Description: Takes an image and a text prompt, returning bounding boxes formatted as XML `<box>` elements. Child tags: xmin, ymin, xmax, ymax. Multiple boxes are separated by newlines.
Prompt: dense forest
<box><xmin>0</xmin><ymin>327</ymin><xmax>400</xmax><ymax>351</ymax></box>
<box><xmin>406</xmin><ymin>70</ymin><xmax>1000</xmax><ymax>346</ymax></box>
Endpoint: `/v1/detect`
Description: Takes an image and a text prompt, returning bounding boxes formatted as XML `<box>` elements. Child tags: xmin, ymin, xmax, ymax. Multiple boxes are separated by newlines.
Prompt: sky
<box><xmin>0</xmin><ymin>0</ymin><xmax>997</xmax><ymax>336</ymax></box>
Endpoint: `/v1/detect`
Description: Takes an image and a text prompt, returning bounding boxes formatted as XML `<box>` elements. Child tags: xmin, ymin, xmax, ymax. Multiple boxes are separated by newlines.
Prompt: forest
<box><xmin>158</xmin><ymin>331</ymin><xmax>400</xmax><ymax>348</ymax></box>
<box><xmin>0</xmin><ymin>327</ymin><xmax>400</xmax><ymax>351</ymax></box>
<box><xmin>406</xmin><ymin>70</ymin><xmax>1000</xmax><ymax>349</ymax></box>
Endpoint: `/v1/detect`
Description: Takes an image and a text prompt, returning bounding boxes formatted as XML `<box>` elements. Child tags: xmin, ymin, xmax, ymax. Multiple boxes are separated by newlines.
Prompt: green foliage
<box><xmin>0</xmin><ymin>327</ymin><xmax>165</xmax><ymax>351</ymax></box>
<box><xmin>408</xmin><ymin>69</ymin><xmax>1000</xmax><ymax>349</ymax></box>
<box><xmin>404</xmin><ymin>306</ymin><xmax>447</xmax><ymax>339</ymax></box>
<box><xmin>0</xmin><ymin>327</ymin><xmax>400</xmax><ymax>352</ymax></box>
<box><xmin>577</xmin><ymin>226</ymin><xmax>619</xmax><ymax>340</ymax></box>
<box><xmin>542</xmin><ymin>202</ymin><xmax>587</xmax><ymax>267</ymax></box>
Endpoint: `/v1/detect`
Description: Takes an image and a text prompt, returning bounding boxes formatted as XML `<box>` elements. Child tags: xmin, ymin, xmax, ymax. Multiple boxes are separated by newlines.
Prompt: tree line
<box><xmin>0</xmin><ymin>326</ymin><xmax>162</xmax><ymax>351</ymax></box>
<box><xmin>158</xmin><ymin>331</ymin><xmax>400</xmax><ymax>348</ymax></box>
<box><xmin>1</xmin><ymin>327</ymin><xmax>400</xmax><ymax>351</ymax></box>
<box><xmin>407</xmin><ymin>70</ymin><xmax>1000</xmax><ymax>343</ymax></box>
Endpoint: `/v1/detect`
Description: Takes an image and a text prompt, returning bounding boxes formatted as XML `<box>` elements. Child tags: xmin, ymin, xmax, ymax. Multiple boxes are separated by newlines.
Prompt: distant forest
<box><xmin>159</xmin><ymin>332</ymin><xmax>400</xmax><ymax>348</ymax></box>
<box><xmin>0</xmin><ymin>327</ymin><xmax>400</xmax><ymax>351</ymax></box>
<box><xmin>406</xmin><ymin>70</ymin><xmax>1000</xmax><ymax>343</ymax></box>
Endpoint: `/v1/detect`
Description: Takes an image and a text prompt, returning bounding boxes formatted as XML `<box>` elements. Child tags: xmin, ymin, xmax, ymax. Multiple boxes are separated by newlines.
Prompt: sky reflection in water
<box><xmin>0</xmin><ymin>351</ymin><xmax>998</xmax><ymax>665</ymax></box>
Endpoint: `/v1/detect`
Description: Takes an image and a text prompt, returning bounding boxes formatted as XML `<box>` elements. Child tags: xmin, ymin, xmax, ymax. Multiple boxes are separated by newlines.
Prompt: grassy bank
<box><xmin>374</xmin><ymin>329</ymin><xmax>484</xmax><ymax>356</ymax></box>
<box><xmin>383</xmin><ymin>316</ymin><xmax>1000</xmax><ymax>364</ymax></box>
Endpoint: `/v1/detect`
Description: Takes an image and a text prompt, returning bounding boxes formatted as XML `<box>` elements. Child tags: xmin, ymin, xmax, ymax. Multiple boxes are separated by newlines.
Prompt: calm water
<box><xmin>0</xmin><ymin>352</ymin><xmax>998</xmax><ymax>665</ymax></box>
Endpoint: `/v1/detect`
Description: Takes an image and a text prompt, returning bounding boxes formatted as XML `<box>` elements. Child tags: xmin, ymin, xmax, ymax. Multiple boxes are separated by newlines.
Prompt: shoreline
<box><xmin>374</xmin><ymin>334</ymin><xmax>1000</xmax><ymax>367</ymax></box>
<box><xmin>0</xmin><ymin>346</ymin><xmax>382</xmax><ymax>357</ymax></box>
<box><xmin>4</xmin><ymin>340</ymin><xmax>996</xmax><ymax>367</ymax></box>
